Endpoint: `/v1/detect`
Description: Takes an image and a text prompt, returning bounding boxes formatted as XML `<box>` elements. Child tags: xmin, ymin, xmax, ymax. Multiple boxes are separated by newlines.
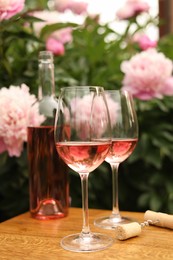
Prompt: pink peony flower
<box><xmin>116</xmin><ymin>0</ymin><xmax>149</xmax><ymax>20</ymax></box>
<box><xmin>68</xmin><ymin>1</ymin><xmax>88</xmax><ymax>15</ymax></box>
<box><xmin>121</xmin><ymin>48</ymin><xmax>173</xmax><ymax>100</ymax></box>
<box><xmin>0</xmin><ymin>84</ymin><xmax>45</xmax><ymax>157</ymax></box>
<box><xmin>133</xmin><ymin>33</ymin><xmax>157</xmax><ymax>50</ymax></box>
<box><xmin>0</xmin><ymin>0</ymin><xmax>25</xmax><ymax>21</ymax></box>
<box><xmin>46</xmin><ymin>37</ymin><xmax>65</xmax><ymax>56</ymax></box>
<box><xmin>52</xmin><ymin>27</ymin><xmax>73</xmax><ymax>44</ymax></box>
<box><xmin>54</xmin><ymin>0</ymin><xmax>88</xmax><ymax>15</ymax></box>
<box><xmin>46</xmin><ymin>27</ymin><xmax>72</xmax><ymax>55</ymax></box>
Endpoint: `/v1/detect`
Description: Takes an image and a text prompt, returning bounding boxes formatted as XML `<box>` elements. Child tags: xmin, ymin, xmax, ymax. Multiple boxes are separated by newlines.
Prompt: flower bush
<box><xmin>1</xmin><ymin>0</ymin><xmax>173</xmax><ymax>221</ymax></box>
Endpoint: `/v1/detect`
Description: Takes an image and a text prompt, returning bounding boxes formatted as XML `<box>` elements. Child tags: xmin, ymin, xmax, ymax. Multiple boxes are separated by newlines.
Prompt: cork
<box><xmin>116</xmin><ymin>222</ymin><xmax>141</xmax><ymax>240</ymax></box>
<box><xmin>144</xmin><ymin>210</ymin><xmax>173</xmax><ymax>229</ymax></box>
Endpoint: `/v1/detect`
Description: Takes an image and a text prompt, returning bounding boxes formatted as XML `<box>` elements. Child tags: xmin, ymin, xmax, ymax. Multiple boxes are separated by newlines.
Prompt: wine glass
<box><xmin>94</xmin><ymin>89</ymin><xmax>138</xmax><ymax>229</ymax></box>
<box><xmin>54</xmin><ymin>86</ymin><xmax>113</xmax><ymax>252</ymax></box>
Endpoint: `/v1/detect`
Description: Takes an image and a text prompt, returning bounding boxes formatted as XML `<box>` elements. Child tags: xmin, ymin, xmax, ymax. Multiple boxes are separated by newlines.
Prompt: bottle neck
<box><xmin>38</xmin><ymin>53</ymin><xmax>55</xmax><ymax>100</ymax></box>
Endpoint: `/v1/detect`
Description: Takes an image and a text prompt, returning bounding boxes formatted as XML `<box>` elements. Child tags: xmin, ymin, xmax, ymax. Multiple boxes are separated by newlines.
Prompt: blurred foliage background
<box><xmin>1</xmin><ymin>0</ymin><xmax>173</xmax><ymax>222</ymax></box>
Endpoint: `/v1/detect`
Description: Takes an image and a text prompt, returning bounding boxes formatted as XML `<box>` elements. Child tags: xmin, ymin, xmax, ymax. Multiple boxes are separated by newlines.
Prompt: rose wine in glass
<box><xmin>94</xmin><ymin>90</ymin><xmax>138</xmax><ymax>229</ymax></box>
<box><xmin>54</xmin><ymin>86</ymin><xmax>113</xmax><ymax>252</ymax></box>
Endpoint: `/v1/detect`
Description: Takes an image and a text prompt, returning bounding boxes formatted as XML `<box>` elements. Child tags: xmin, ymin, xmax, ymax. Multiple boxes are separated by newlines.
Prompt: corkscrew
<box><xmin>140</xmin><ymin>219</ymin><xmax>159</xmax><ymax>227</ymax></box>
<box><xmin>116</xmin><ymin>209</ymin><xmax>173</xmax><ymax>241</ymax></box>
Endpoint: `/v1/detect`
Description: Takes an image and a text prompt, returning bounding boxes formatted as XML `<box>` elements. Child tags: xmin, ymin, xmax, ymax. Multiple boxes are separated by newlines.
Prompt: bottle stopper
<box><xmin>144</xmin><ymin>210</ymin><xmax>173</xmax><ymax>229</ymax></box>
<box><xmin>116</xmin><ymin>222</ymin><xmax>141</xmax><ymax>240</ymax></box>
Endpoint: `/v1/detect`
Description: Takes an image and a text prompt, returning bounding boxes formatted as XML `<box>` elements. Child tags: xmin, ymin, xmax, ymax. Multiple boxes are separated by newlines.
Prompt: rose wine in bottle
<box><xmin>27</xmin><ymin>51</ymin><xmax>69</xmax><ymax>220</ymax></box>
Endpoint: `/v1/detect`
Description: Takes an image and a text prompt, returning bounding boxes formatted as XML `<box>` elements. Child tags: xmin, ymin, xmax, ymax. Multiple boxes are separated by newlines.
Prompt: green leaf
<box><xmin>40</xmin><ymin>22</ymin><xmax>78</xmax><ymax>39</ymax></box>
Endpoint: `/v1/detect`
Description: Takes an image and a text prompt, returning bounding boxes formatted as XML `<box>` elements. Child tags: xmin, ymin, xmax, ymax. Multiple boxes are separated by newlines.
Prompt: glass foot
<box><xmin>60</xmin><ymin>232</ymin><xmax>114</xmax><ymax>252</ymax></box>
<box><xmin>94</xmin><ymin>215</ymin><xmax>136</xmax><ymax>230</ymax></box>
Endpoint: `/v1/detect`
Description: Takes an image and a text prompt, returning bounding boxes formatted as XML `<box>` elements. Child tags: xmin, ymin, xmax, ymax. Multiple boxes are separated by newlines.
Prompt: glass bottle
<box><xmin>27</xmin><ymin>51</ymin><xmax>69</xmax><ymax>220</ymax></box>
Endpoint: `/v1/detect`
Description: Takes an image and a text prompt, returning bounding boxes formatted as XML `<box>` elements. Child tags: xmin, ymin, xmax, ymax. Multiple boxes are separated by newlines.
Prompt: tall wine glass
<box><xmin>94</xmin><ymin>90</ymin><xmax>138</xmax><ymax>229</ymax></box>
<box><xmin>54</xmin><ymin>86</ymin><xmax>113</xmax><ymax>252</ymax></box>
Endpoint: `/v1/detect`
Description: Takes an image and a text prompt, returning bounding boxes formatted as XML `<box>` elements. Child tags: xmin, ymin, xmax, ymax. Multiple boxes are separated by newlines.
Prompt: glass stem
<box><xmin>110</xmin><ymin>163</ymin><xmax>121</xmax><ymax>219</ymax></box>
<box><xmin>80</xmin><ymin>172</ymin><xmax>91</xmax><ymax>238</ymax></box>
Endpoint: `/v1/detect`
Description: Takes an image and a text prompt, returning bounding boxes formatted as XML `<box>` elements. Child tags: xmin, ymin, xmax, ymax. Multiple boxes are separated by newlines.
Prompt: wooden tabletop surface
<box><xmin>0</xmin><ymin>207</ymin><xmax>172</xmax><ymax>260</ymax></box>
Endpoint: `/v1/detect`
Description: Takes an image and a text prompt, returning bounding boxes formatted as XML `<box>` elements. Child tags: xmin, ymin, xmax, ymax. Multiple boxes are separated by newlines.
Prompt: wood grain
<box><xmin>0</xmin><ymin>208</ymin><xmax>172</xmax><ymax>260</ymax></box>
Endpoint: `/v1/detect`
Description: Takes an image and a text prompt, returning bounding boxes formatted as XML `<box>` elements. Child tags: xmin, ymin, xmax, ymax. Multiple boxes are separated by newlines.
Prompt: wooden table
<box><xmin>0</xmin><ymin>207</ymin><xmax>172</xmax><ymax>260</ymax></box>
